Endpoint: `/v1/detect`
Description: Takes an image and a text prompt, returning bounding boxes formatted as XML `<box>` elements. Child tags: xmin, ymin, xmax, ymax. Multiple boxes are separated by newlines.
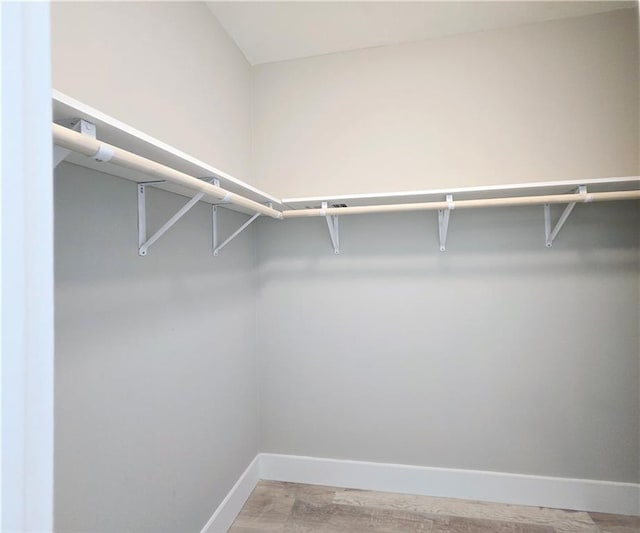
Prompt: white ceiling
<box><xmin>207</xmin><ymin>1</ymin><xmax>636</xmax><ymax>65</ymax></box>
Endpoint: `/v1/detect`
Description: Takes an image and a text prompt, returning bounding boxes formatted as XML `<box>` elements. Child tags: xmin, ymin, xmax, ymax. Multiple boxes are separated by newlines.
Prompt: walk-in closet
<box><xmin>2</xmin><ymin>2</ymin><xmax>639</xmax><ymax>532</ymax></box>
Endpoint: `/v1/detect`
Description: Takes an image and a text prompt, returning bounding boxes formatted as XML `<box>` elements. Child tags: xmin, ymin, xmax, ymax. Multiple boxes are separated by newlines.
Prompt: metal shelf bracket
<box><xmin>438</xmin><ymin>194</ymin><xmax>454</xmax><ymax>252</ymax></box>
<box><xmin>544</xmin><ymin>185</ymin><xmax>586</xmax><ymax>247</ymax></box>
<box><xmin>137</xmin><ymin>179</ymin><xmax>209</xmax><ymax>256</ymax></box>
<box><xmin>212</xmin><ymin>194</ymin><xmax>269</xmax><ymax>256</ymax></box>
<box><xmin>53</xmin><ymin>119</ymin><xmax>96</xmax><ymax>168</ymax></box>
<box><xmin>322</xmin><ymin>201</ymin><xmax>340</xmax><ymax>254</ymax></box>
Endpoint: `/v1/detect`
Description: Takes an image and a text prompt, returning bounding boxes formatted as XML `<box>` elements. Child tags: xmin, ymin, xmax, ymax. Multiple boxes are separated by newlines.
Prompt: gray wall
<box><xmin>55</xmin><ymin>163</ymin><xmax>640</xmax><ymax>533</ymax></box>
<box><xmin>55</xmin><ymin>163</ymin><xmax>259</xmax><ymax>533</ymax></box>
<box><xmin>256</xmin><ymin>202</ymin><xmax>640</xmax><ymax>483</ymax></box>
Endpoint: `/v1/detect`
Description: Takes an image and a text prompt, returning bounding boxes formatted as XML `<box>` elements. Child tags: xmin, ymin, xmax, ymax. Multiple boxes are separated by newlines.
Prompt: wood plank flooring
<box><xmin>229</xmin><ymin>481</ymin><xmax>639</xmax><ymax>532</ymax></box>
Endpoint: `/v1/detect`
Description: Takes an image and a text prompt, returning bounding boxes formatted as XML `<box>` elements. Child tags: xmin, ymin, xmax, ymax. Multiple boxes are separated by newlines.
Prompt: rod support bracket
<box><xmin>53</xmin><ymin>119</ymin><xmax>96</xmax><ymax>168</ymax></box>
<box><xmin>137</xmin><ymin>181</ymin><xmax>202</xmax><ymax>256</ymax></box>
<box><xmin>212</xmin><ymin>200</ymin><xmax>270</xmax><ymax>256</ymax></box>
<box><xmin>322</xmin><ymin>201</ymin><xmax>340</xmax><ymax>254</ymax></box>
<box><xmin>438</xmin><ymin>194</ymin><xmax>454</xmax><ymax>252</ymax></box>
<box><xmin>544</xmin><ymin>185</ymin><xmax>586</xmax><ymax>248</ymax></box>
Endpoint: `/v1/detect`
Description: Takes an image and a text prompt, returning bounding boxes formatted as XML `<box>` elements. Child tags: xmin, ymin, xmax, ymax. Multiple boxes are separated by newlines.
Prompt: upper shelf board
<box><xmin>52</xmin><ymin>90</ymin><xmax>282</xmax><ymax>212</ymax></box>
<box><xmin>283</xmin><ymin>176</ymin><xmax>640</xmax><ymax>209</ymax></box>
<box><xmin>54</xmin><ymin>90</ymin><xmax>639</xmax><ymax>215</ymax></box>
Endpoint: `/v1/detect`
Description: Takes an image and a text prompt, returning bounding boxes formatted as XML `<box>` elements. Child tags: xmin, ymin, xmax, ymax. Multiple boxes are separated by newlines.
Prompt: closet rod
<box><xmin>282</xmin><ymin>190</ymin><xmax>640</xmax><ymax>218</ymax></box>
<box><xmin>52</xmin><ymin>123</ymin><xmax>283</xmax><ymax>220</ymax></box>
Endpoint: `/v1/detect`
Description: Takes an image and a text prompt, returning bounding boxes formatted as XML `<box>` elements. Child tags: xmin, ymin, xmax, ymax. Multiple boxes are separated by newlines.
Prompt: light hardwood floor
<box><xmin>229</xmin><ymin>481</ymin><xmax>639</xmax><ymax>532</ymax></box>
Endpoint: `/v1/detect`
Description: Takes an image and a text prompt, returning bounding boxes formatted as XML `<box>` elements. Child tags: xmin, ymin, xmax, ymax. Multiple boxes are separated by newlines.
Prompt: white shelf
<box><xmin>282</xmin><ymin>176</ymin><xmax>640</xmax><ymax>209</ymax></box>
<box><xmin>53</xmin><ymin>90</ymin><xmax>639</xmax><ymax>217</ymax></box>
<box><xmin>52</xmin><ymin>90</ymin><xmax>282</xmax><ymax>211</ymax></box>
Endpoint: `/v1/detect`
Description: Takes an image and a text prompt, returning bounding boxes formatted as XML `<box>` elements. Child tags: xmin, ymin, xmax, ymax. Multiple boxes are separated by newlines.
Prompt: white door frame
<box><xmin>1</xmin><ymin>2</ymin><xmax>54</xmax><ymax>532</ymax></box>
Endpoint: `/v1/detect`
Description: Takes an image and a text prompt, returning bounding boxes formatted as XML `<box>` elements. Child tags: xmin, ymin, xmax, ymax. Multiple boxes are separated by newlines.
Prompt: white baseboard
<box><xmin>200</xmin><ymin>455</ymin><xmax>261</xmax><ymax>533</ymax></box>
<box><xmin>260</xmin><ymin>453</ymin><xmax>640</xmax><ymax>517</ymax></box>
<box><xmin>200</xmin><ymin>453</ymin><xmax>639</xmax><ymax>532</ymax></box>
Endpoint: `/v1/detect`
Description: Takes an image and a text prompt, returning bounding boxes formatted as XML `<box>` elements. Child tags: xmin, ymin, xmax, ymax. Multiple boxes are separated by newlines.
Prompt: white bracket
<box><xmin>322</xmin><ymin>201</ymin><xmax>340</xmax><ymax>254</ymax></box>
<box><xmin>437</xmin><ymin>194</ymin><xmax>454</xmax><ymax>252</ymax></box>
<box><xmin>212</xmin><ymin>195</ymin><xmax>269</xmax><ymax>256</ymax></box>
<box><xmin>53</xmin><ymin>119</ymin><xmax>96</xmax><ymax>168</ymax></box>
<box><xmin>544</xmin><ymin>185</ymin><xmax>586</xmax><ymax>247</ymax></box>
<box><xmin>137</xmin><ymin>180</ymin><xmax>208</xmax><ymax>256</ymax></box>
